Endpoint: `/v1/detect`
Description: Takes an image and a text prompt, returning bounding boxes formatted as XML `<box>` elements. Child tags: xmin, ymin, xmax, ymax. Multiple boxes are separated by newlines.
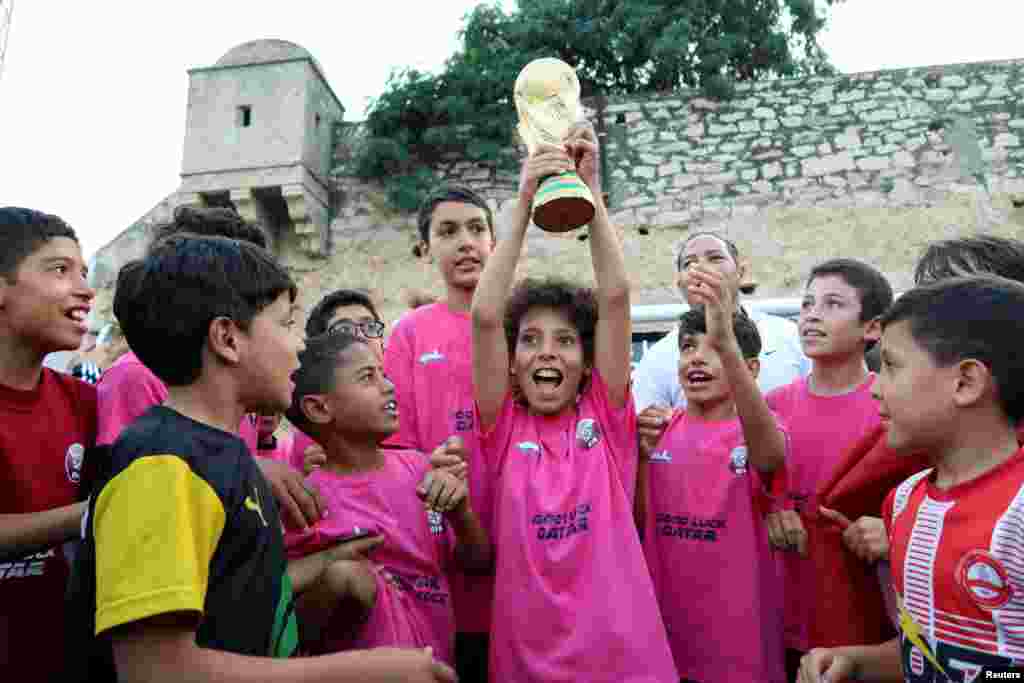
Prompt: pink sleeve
<box><xmin>587</xmin><ymin>369</ymin><xmax>639</xmax><ymax>494</ymax></box>
<box><xmin>96</xmin><ymin>361</ymin><xmax>168</xmax><ymax>445</ymax></box>
<box><xmin>383</xmin><ymin>318</ymin><xmax>419</xmax><ymax>449</ymax></box>
<box><xmin>477</xmin><ymin>392</ymin><xmax>518</xmax><ymax>478</ymax></box>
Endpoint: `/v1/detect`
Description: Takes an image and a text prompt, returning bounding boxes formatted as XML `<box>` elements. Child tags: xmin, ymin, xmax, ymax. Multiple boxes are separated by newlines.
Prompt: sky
<box><xmin>1</xmin><ymin>0</ymin><xmax>1022</xmax><ymax>260</ymax></box>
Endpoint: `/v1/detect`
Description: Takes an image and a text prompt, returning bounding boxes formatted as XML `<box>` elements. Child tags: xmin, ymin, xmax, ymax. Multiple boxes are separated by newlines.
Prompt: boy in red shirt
<box><xmin>0</xmin><ymin>207</ymin><xmax>97</xmax><ymax>683</ymax></box>
<box><xmin>800</xmin><ymin>275</ymin><xmax>1024</xmax><ymax>682</ymax></box>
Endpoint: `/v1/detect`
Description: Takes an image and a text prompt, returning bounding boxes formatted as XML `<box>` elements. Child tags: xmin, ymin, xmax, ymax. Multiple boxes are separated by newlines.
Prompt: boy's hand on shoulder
<box><xmin>417</xmin><ymin>469</ymin><xmax>469</xmax><ymax>516</ymax></box>
<box><xmin>368</xmin><ymin>646</ymin><xmax>457</xmax><ymax>683</ymax></box>
<box><xmin>428</xmin><ymin>436</ymin><xmax>468</xmax><ymax>481</ymax></box>
<box><xmin>685</xmin><ymin>266</ymin><xmax>738</xmax><ymax>351</ymax></box>
<box><xmin>256</xmin><ymin>457</ymin><xmax>323</xmax><ymax>530</ymax></box>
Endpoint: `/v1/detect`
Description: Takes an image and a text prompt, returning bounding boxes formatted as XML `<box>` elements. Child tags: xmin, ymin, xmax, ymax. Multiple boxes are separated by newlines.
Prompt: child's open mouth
<box><xmin>533</xmin><ymin>368</ymin><xmax>564</xmax><ymax>388</ymax></box>
<box><xmin>685</xmin><ymin>369</ymin><xmax>713</xmax><ymax>385</ymax></box>
<box><xmin>384</xmin><ymin>400</ymin><xmax>398</xmax><ymax>417</ymax></box>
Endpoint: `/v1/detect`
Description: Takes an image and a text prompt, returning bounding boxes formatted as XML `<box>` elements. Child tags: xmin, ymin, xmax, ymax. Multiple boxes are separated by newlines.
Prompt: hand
<box><xmin>518</xmin><ymin>143</ymin><xmax>574</xmax><ymax>207</ymax></box>
<box><xmin>565</xmin><ymin>121</ymin><xmax>601</xmax><ymax>196</ymax></box>
<box><xmin>766</xmin><ymin>509</ymin><xmax>808</xmax><ymax>556</ymax></box>
<box><xmin>685</xmin><ymin>265</ymin><xmax>737</xmax><ymax>351</ymax></box>
<box><xmin>799</xmin><ymin>647</ymin><xmax>857</xmax><ymax>683</ymax></box>
<box><xmin>256</xmin><ymin>457</ymin><xmax>323</xmax><ymax>530</ymax></box>
<box><xmin>366</xmin><ymin>647</ymin><xmax>458</xmax><ymax>683</ymax></box>
<box><xmin>820</xmin><ymin>507</ymin><xmax>890</xmax><ymax>563</ymax></box>
<box><xmin>303</xmin><ymin>443</ymin><xmax>327</xmax><ymax>476</ymax></box>
<box><xmin>429</xmin><ymin>436</ymin><xmax>469</xmax><ymax>481</ymax></box>
<box><xmin>417</xmin><ymin>469</ymin><xmax>468</xmax><ymax>514</ymax></box>
<box><xmin>326</xmin><ymin>533</ymin><xmax>385</xmax><ymax>564</ymax></box>
<box><xmin>638</xmin><ymin>405</ymin><xmax>672</xmax><ymax>456</ymax></box>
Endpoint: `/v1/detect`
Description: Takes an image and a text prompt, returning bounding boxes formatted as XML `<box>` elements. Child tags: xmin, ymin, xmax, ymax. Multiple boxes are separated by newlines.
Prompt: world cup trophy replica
<box><xmin>514</xmin><ymin>58</ymin><xmax>596</xmax><ymax>232</ymax></box>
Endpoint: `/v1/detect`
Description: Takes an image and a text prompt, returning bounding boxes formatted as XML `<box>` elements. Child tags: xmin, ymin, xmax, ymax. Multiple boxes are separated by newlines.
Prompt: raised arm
<box><xmin>688</xmin><ymin>265</ymin><xmax>785</xmax><ymax>473</ymax></box>
<box><xmin>568</xmin><ymin>124</ymin><xmax>632</xmax><ymax>408</ymax></box>
<box><xmin>472</xmin><ymin>144</ymin><xmax>575</xmax><ymax>429</ymax></box>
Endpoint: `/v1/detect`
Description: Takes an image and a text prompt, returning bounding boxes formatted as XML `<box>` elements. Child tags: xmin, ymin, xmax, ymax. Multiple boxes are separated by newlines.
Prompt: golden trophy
<box><xmin>514</xmin><ymin>57</ymin><xmax>596</xmax><ymax>232</ymax></box>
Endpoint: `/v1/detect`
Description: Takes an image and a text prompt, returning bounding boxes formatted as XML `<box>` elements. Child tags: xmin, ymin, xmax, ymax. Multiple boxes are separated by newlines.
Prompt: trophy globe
<box><xmin>514</xmin><ymin>58</ymin><xmax>596</xmax><ymax>232</ymax></box>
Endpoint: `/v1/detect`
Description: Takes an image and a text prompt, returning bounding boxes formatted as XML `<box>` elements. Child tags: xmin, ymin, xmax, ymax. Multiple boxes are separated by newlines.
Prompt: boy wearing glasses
<box><xmin>296</xmin><ymin>290</ymin><xmax>389</xmax><ymax>474</ymax></box>
<box><xmin>305</xmin><ymin>289</ymin><xmax>386</xmax><ymax>358</ymax></box>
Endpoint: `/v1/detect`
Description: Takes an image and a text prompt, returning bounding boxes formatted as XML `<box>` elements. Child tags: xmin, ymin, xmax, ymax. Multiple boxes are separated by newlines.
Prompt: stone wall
<box><xmin>597</xmin><ymin>59</ymin><xmax>1024</xmax><ymax>227</ymax></box>
<box><xmin>90</xmin><ymin>59</ymin><xmax>1024</xmax><ymax>334</ymax></box>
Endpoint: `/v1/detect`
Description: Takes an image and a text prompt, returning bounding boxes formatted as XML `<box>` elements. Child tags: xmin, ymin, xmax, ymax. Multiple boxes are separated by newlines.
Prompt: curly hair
<box><xmin>504</xmin><ymin>277</ymin><xmax>598</xmax><ymax>368</ymax></box>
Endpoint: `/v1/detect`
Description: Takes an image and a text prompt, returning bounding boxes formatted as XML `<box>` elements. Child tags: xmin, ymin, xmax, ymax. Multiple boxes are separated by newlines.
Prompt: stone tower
<box><xmin>177</xmin><ymin>39</ymin><xmax>343</xmax><ymax>257</ymax></box>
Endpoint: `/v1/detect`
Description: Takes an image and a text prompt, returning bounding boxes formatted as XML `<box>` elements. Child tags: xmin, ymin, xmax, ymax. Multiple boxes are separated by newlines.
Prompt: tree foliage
<box><xmin>353</xmin><ymin>0</ymin><xmax>841</xmax><ymax>211</ymax></box>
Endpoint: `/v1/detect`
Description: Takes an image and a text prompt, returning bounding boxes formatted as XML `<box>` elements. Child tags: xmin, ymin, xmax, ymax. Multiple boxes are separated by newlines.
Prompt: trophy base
<box><xmin>532</xmin><ymin>172</ymin><xmax>596</xmax><ymax>233</ymax></box>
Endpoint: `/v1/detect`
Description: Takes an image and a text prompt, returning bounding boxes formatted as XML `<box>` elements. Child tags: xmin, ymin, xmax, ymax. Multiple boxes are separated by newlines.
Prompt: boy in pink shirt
<box><xmin>283</xmin><ymin>331</ymin><xmax>491</xmax><ymax>662</ymax></box>
<box><xmin>641</xmin><ymin>286</ymin><xmax>788</xmax><ymax>682</ymax></box>
<box><xmin>764</xmin><ymin>258</ymin><xmax>893</xmax><ymax>675</ymax></box>
<box><xmin>293</xmin><ymin>288</ymin><xmax>389</xmax><ymax>475</ymax></box>
<box><xmin>94</xmin><ymin>206</ymin><xmax>320</xmax><ymax>530</ymax></box>
<box><xmin>383</xmin><ymin>185</ymin><xmax>497</xmax><ymax>681</ymax></box>
<box><xmin>471</xmin><ymin>124</ymin><xmax>677</xmax><ymax>681</ymax></box>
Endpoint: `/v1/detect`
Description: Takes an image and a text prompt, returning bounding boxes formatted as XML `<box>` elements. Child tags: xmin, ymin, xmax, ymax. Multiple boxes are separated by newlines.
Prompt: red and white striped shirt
<box><xmin>884</xmin><ymin>447</ymin><xmax>1024</xmax><ymax>681</ymax></box>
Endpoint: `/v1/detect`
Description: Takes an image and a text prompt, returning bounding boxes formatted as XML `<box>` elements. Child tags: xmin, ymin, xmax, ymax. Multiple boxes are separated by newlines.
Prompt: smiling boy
<box><xmin>800</xmin><ymin>275</ymin><xmax>1024</xmax><ymax>682</ymax></box>
<box><xmin>0</xmin><ymin>207</ymin><xmax>97</xmax><ymax>683</ymax></box>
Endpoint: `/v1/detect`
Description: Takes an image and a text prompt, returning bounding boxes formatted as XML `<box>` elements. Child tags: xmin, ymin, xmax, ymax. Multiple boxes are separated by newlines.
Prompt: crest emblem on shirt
<box><xmin>427</xmin><ymin>510</ymin><xmax>445</xmax><ymax>536</ymax></box>
<box><xmin>956</xmin><ymin>550</ymin><xmax>1014</xmax><ymax>609</ymax></box>
<box><xmin>516</xmin><ymin>441</ymin><xmax>540</xmax><ymax>455</ymax></box>
<box><xmin>649</xmin><ymin>450</ymin><xmax>673</xmax><ymax>463</ymax></box>
<box><xmin>576</xmin><ymin>419</ymin><xmax>600</xmax><ymax>450</ymax></box>
<box><xmin>65</xmin><ymin>443</ymin><xmax>85</xmax><ymax>484</ymax></box>
<box><xmin>419</xmin><ymin>350</ymin><xmax>445</xmax><ymax>365</ymax></box>
<box><xmin>728</xmin><ymin>445</ymin><xmax>748</xmax><ymax>475</ymax></box>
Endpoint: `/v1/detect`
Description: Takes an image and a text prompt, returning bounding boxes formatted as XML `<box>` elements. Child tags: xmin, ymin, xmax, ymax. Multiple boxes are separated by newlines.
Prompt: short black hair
<box><xmin>286</xmin><ymin>331</ymin><xmax>366</xmax><ymax>433</ymax></box>
<box><xmin>678</xmin><ymin>307</ymin><xmax>762</xmax><ymax>359</ymax></box>
<box><xmin>305</xmin><ymin>289</ymin><xmax>381</xmax><ymax>338</ymax></box>
<box><xmin>149</xmin><ymin>206</ymin><xmax>268</xmax><ymax>253</ymax></box>
<box><xmin>416</xmin><ymin>184</ymin><xmax>494</xmax><ymax>246</ymax></box>
<box><xmin>807</xmin><ymin>258</ymin><xmax>894</xmax><ymax>322</ymax></box>
<box><xmin>113</xmin><ymin>235</ymin><xmax>296</xmax><ymax>386</ymax></box>
<box><xmin>0</xmin><ymin>207</ymin><xmax>79</xmax><ymax>279</ymax></box>
<box><xmin>880</xmin><ymin>275</ymin><xmax>1024</xmax><ymax>423</ymax></box>
<box><xmin>914</xmin><ymin>235</ymin><xmax>1024</xmax><ymax>285</ymax></box>
<box><xmin>505</xmin><ymin>277</ymin><xmax>597</xmax><ymax>367</ymax></box>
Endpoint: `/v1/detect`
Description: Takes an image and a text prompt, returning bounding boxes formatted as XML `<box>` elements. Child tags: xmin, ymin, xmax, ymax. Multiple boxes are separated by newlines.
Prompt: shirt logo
<box><xmin>516</xmin><ymin>441</ymin><xmax>540</xmax><ymax>455</ymax></box>
<box><xmin>729</xmin><ymin>445</ymin><xmax>748</xmax><ymax>475</ymax></box>
<box><xmin>576</xmin><ymin>419</ymin><xmax>600</xmax><ymax>450</ymax></box>
<box><xmin>649</xmin><ymin>450</ymin><xmax>673</xmax><ymax>463</ymax></box>
<box><xmin>427</xmin><ymin>510</ymin><xmax>445</xmax><ymax>536</ymax></box>
<box><xmin>65</xmin><ymin>443</ymin><xmax>85</xmax><ymax>484</ymax></box>
<box><xmin>957</xmin><ymin>549</ymin><xmax>1014</xmax><ymax>609</ymax></box>
<box><xmin>419</xmin><ymin>350</ymin><xmax>445</xmax><ymax>365</ymax></box>
<box><xmin>244</xmin><ymin>487</ymin><xmax>268</xmax><ymax>527</ymax></box>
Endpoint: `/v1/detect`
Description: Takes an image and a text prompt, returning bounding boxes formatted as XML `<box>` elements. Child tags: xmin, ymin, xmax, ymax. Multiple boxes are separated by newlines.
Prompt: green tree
<box><xmin>352</xmin><ymin>0</ymin><xmax>840</xmax><ymax>211</ymax></box>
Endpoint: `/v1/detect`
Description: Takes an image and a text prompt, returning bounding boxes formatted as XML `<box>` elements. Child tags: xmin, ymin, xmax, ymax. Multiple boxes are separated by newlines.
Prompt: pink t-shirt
<box><xmin>765</xmin><ymin>374</ymin><xmax>881</xmax><ymax>652</ymax></box>
<box><xmin>253</xmin><ymin>424</ymin><xmax>296</xmax><ymax>467</ymax></box>
<box><xmin>383</xmin><ymin>302</ymin><xmax>493</xmax><ymax>634</ymax></box>
<box><xmin>97</xmin><ymin>351</ymin><xmax>259</xmax><ymax>452</ymax></box>
<box><xmin>284</xmin><ymin>450</ymin><xmax>456</xmax><ymax>663</ymax></box>
<box><xmin>483</xmin><ymin>370</ymin><xmax>677</xmax><ymax>682</ymax></box>
<box><xmin>643</xmin><ymin>411</ymin><xmax>786</xmax><ymax>682</ymax></box>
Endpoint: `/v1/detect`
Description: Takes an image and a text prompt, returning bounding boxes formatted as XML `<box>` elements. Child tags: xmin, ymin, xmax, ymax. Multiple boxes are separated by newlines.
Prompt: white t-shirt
<box><xmin>632</xmin><ymin>309</ymin><xmax>810</xmax><ymax>412</ymax></box>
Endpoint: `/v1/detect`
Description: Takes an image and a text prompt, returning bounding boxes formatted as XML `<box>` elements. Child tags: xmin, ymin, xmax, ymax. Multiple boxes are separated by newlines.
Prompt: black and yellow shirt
<box><xmin>67</xmin><ymin>407</ymin><xmax>297</xmax><ymax>679</ymax></box>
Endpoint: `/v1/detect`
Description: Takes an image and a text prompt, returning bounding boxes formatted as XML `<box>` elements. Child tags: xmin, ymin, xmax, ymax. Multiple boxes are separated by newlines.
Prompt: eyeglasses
<box><xmin>327</xmin><ymin>319</ymin><xmax>386</xmax><ymax>339</ymax></box>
